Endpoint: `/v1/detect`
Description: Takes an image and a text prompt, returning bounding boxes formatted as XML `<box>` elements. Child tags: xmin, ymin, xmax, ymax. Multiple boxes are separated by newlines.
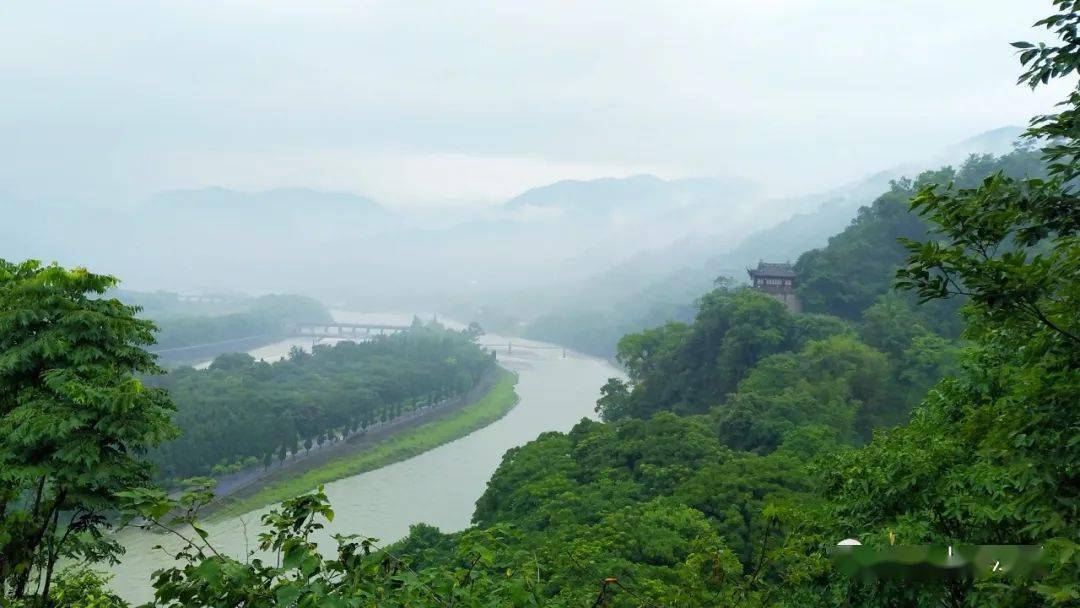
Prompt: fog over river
<box><xmin>106</xmin><ymin>312</ymin><xmax>623</xmax><ymax>602</ymax></box>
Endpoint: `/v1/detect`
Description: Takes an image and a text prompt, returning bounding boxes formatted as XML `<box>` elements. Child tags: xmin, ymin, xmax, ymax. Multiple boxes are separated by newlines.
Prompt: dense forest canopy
<box><xmin>116</xmin><ymin>5</ymin><xmax>1077</xmax><ymax>604</ymax></box>
<box><xmin>1</xmin><ymin>2</ymin><xmax>1078</xmax><ymax>607</ymax></box>
<box><xmin>593</xmin><ymin>287</ymin><xmax>956</xmax><ymax>433</ymax></box>
<box><xmin>151</xmin><ymin>323</ymin><xmax>495</xmax><ymax>481</ymax></box>
<box><xmin>150</xmin><ymin>294</ymin><xmax>331</xmax><ymax>351</ymax></box>
<box><xmin>795</xmin><ymin>148</ymin><xmax>1046</xmax><ymax>332</ymax></box>
<box><xmin>361</xmin><ymin>60</ymin><xmax>1075</xmax><ymax>603</ymax></box>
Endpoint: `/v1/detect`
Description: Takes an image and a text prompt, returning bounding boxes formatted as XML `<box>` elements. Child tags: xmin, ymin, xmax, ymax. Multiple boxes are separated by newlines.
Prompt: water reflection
<box><xmin>107</xmin><ymin>312</ymin><xmax>621</xmax><ymax>602</ymax></box>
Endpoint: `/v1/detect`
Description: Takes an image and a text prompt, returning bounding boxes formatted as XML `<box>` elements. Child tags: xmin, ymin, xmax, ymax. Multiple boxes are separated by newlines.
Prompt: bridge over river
<box><xmin>479</xmin><ymin>340</ymin><xmax>566</xmax><ymax>356</ymax></box>
<box><xmin>106</xmin><ymin>311</ymin><xmax>621</xmax><ymax>603</ymax></box>
<box><xmin>288</xmin><ymin>322</ymin><xmax>411</xmax><ymax>338</ymax></box>
<box><xmin>290</xmin><ymin>325</ymin><xmax>565</xmax><ymax>356</ymax></box>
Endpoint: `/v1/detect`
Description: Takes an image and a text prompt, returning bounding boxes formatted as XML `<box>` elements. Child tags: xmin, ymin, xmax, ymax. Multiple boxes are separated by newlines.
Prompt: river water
<box><xmin>106</xmin><ymin>312</ymin><xmax>622</xmax><ymax>602</ymax></box>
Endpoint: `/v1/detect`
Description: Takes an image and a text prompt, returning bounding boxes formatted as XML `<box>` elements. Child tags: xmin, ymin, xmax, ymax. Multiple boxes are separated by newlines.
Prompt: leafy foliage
<box><xmin>5</xmin><ymin>4</ymin><xmax>1079</xmax><ymax>607</ymax></box>
<box><xmin>600</xmin><ymin>289</ymin><xmax>803</xmax><ymax>420</ymax></box>
<box><xmin>48</xmin><ymin>568</ymin><xmax>128</xmax><ymax>608</ymax></box>
<box><xmin>121</xmin><ymin>484</ymin><xmax>546</xmax><ymax>608</ymax></box>
<box><xmin>151</xmin><ymin>324</ymin><xmax>496</xmax><ymax>481</ymax></box>
<box><xmin>0</xmin><ymin>260</ymin><xmax>177</xmax><ymax>604</ymax></box>
<box><xmin>598</xmin><ymin>286</ymin><xmax>949</xmax><ymax>439</ymax></box>
<box><xmin>5</xmin><ymin>567</ymin><xmax>130</xmax><ymax>608</ymax></box>
<box><xmin>819</xmin><ymin>6</ymin><xmax>1080</xmax><ymax>601</ymax></box>
<box><xmin>795</xmin><ymin>150</ymin><xmax>1045</xmax><ymax>335</ymax></box>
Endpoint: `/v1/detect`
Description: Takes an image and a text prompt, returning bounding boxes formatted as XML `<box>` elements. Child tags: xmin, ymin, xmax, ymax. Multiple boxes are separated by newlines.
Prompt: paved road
<box><xmin>204</xmin><ymin>368</ymin><xmax>501</xmax><ymax>502</ymax></box>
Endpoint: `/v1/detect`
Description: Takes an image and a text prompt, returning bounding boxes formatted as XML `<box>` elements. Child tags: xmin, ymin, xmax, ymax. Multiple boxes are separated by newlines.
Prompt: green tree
<box><xmin>0</xmin><ymin>260</ymin><xmax>176</xmax><ymax>605</ymax></box>
<box><xmin>121</xmin><ymin>485</ymin><xmax>538</xmax><ymax>608</ymax></box>
<box><xmin>151</xmin><ymin>326</ymin><xmax>494</xmax><ymax>482</ymax></box>
<box><xmin>47</xmin><ymin>568</ymin><xmax>128</xmax><ymax>608</ymax></box>
<box><xmin>605</xmin><ymin>289</ymin><xmax>797</xmax><ymax>421</ymax></box>
<box><xmin>858</xmin><ymin>294</ymin><xmax>928</xmax><ymax>357</ymax></box>
<box><xmin>715</xmin><ymin>335</ymin><xmax>897</xmax><ymax>451</ymax></box>
<box><xmin>463</xmin><ymin>321</ymin><xmax>484</xmax><ymax>340</ymax></box>
<box><xmin>822</xmin><ymin>4</ymin><xmax>1080</xmax><ymax>603</ymax></box>
<box><xmin>794</xmin><ymin>150</ymin><xmax>1045</xmax><ymax>336</ymax></box>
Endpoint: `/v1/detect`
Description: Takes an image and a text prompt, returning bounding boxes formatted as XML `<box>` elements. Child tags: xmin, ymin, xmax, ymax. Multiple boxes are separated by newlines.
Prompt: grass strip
<box><xmin>209</xmin><ymin>368</ymin><xmax>519</xmax><ymax>520</ymax></box>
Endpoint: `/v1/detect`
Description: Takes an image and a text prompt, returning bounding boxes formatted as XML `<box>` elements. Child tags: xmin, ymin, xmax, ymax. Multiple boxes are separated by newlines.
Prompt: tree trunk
<box><xmin>39</xmin><ymin>503</ymin><xmax>64</xmax><ymax>606</ymax></box>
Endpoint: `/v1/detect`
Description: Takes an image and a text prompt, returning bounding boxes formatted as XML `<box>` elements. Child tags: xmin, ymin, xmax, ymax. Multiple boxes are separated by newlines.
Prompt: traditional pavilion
<box><xmin>747</xmin><ymin>261</ymin><xmax>801</xmax><ymax>312</ymax></box>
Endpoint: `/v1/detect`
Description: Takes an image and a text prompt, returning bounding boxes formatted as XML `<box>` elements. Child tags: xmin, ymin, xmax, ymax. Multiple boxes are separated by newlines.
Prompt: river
<box><xmin>106</xmin><ymin>311</ymin><xmax>622</xmax><ymax>602</ymax></box>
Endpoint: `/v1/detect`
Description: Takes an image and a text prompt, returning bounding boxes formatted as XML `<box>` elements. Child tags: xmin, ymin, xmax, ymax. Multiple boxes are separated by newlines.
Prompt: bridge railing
<box><xmin>285</xmin><ymin>322</ymin><xmax>412</xmax><ymax>338</ymax></box>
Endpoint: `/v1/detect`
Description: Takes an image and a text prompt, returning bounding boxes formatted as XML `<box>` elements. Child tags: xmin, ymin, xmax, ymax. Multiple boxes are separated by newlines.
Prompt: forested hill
<box><xmin>149</xmin><ymin>322</ymin><xmax>494</xmax><ymax>482</ymax></box>
<box><xmin>372</xmin><ymin>132</ymin><xmax>1075</xmax><ymax>605</ymax></box>
<box><xmin>524</xmin><ymin>147</ymin><xmax>1046</xmax><ymax>357</ymax></box>
<box><xmin>126</xmin><ymin>293</ymin><xmax>332</xmax><ymax>363</ymax></box>
<box><xmin>345</xmin><ymin>152</ymin><xmax>993</xmax><ymax>600</ymax></box>
<box><xmin>4</xmin><ymin>3</ymin><xmax>1077</xmax><ymax>605</ymax></box>
<box><xmin>795</xmin><ymin>149</ymin><xmax>1046</xmax><ymax>329</ymax></box>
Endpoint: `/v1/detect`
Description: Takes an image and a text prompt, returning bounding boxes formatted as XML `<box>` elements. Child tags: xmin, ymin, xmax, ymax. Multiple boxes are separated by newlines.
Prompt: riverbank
<box><xmin>105</xmin><ymin>331</ymin><xmax>618</xmax><ymax>604</ymax></box>
<box><xmin>198</xmin><ymin>365</ymin><xmax>505</xmax><ymax>500</ymax></box>
<box><xmin>208</xmin><ymin>366</ymin><xmax>519</xmax><ymax>519</ymax></box>
<box><xmin>152</xmin><ymin>333</ymin><xmax>282</xmax><ymax>367</ymax></box>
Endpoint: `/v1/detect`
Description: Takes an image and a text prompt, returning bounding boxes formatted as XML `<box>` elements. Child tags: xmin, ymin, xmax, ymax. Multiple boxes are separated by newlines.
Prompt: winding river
<box><xmin>106</xmin><ymin>312</ymin><xmax>622</xmax><ymax>602</ymax></box>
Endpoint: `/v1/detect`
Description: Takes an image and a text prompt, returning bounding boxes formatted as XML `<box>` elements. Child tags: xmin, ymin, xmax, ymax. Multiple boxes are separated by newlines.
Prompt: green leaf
<box><xmin>194</xmin><ymin>557</ymin><xmax>222</xmax><ymax>585</ymax></box>
<box><xmin>275</xmin><ymin>583</ymin><xmax>302</xmax><ymax>606</ymax></box>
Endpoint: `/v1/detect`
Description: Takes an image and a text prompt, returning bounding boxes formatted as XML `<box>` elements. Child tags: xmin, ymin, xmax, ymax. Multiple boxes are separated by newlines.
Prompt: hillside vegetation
<box><xmin>151</xmin><ymin>294</ymin><xmax>332</xmax><ymax>351</ymax></box>
<box><xmin>1</xmin><ymin>3</ymin><xmax>1077</xmax><ymax>606</ymax></box>
<box><xmin>527</xmin><ymin>148</ymin><xmax>1046</xmax><ymax>358</ymax></box>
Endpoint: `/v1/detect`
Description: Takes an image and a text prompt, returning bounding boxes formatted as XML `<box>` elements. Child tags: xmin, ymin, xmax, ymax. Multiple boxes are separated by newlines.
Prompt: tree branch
<box><xmin>1022</xmin><ymin>299</ymin><xmax>1080</xmax><ymax>344</ymax></box>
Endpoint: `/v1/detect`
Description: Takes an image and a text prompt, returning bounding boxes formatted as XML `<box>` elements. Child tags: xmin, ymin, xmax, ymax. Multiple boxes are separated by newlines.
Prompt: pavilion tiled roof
<box><xmin>748</xmin><ymin>261</ymin><xmax>796</xmax><ymax>278</ymax></box>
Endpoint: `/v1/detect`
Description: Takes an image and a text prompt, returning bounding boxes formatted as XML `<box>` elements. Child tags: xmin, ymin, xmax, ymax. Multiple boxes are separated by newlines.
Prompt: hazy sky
<box><xmin>1</xmin><ymin>1</ymin><xmax>1068</xmax><ymax>207</ymax></box>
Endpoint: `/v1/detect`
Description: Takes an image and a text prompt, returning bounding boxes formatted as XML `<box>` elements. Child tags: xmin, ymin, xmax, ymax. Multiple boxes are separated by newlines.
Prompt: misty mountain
<box><xmin>149</xmin><ymin>187</ymin><xmax>386</xmax><ymax>216</ymax></box>
<box><xmin>0</xmin><ymin>126</ymin><xmax>1030</xmax><ymax>312</ymax></box>
<box><xmin>460</xmin><ymin>174</ymin><xmax>768</xmax><ymax>297</ymax></box>
<box><xmin>312</xmin><ymin>174</ymin><xmax>765</xmax><ymax>312</ymax></box>
<box><xmin>565</xmin><ymin>125</ymin><xmax>1028</xmax><ymax>311</ymax></box>
<box><xmin>700</xmin><ymin>126</ymin><xmax>1027</xmax><ymax>276</ymax></box>
<box><xmin>515</xmin><ymin>126</ymin><xmax>1033</xmax><ymax>352</ymax></box>
<box><xmin>0</xmin><ymin>193</ymin><xmax>131</xmax><ymax>273</ymax></box>
<box><xmin>934</xmin><ymin>125</ymin><xmax>1025</xmax><ymax>162</ymax></box>
<box><xmin>504</xmin><ymin>174</ymin><xmax>758</xmax><ymax>216</ymax></box>
<box><xmin>0</xmin><ymin>187</ymin><xmax>402</xmax><ymax>294</ymax></box>
<box><xmin>143</xmin><ymin>187</ymin><xmax>394</xmax><ymax>237</ymax></box>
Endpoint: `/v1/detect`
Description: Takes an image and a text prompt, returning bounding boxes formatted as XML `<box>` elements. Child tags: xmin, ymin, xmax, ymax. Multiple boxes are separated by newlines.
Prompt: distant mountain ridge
<box><xmin>148</xmin><ymin>187</ymin><xmax>389</xmax><ymax>216</ymax></box>
<box><xmin>0</xmin><ymin>125</ymin><xmax>1032</xmax><ymax>309</ymax></box>
<box><xmin>516</xmin><ymin>125</ymin><xmax>1035</xmax><ymax>355</ymax></box>
<box><xmin>937</xmin><ymin>126</ymin><xmax>1025</xmax><ymax>161</ymax></box>
<box><xmin>617</xmin><ymin>125</ymin><xmax>1031</xmax><ymax>294</ymax></box>
<box><xmin>503</xmin><ymin>174</ymin><xmax>758</xmax><ymax>214</ymax></box>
